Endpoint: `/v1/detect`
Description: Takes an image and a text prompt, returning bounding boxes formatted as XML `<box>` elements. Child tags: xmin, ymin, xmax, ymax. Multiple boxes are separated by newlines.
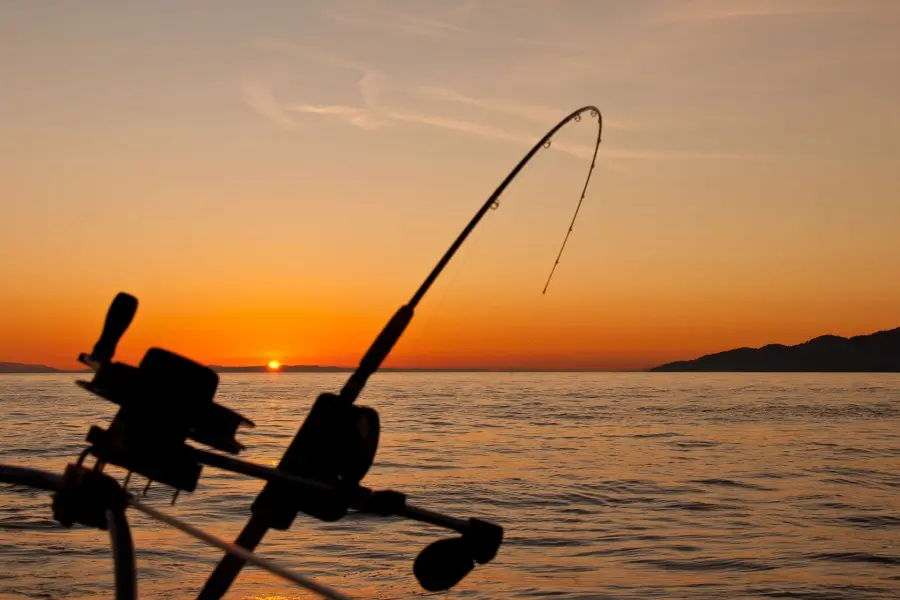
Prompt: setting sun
<box><xmin>267</xmin><ymin>360</ymin><xmax>281</xmax><ymax>371</ymax></box>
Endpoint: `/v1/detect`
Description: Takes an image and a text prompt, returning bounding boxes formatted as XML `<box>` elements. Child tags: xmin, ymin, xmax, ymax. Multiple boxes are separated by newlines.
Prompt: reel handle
<box><xmin>90</xmin><ymin>292</ymin><xmax>138</xmax><ymax>364</ymax></box>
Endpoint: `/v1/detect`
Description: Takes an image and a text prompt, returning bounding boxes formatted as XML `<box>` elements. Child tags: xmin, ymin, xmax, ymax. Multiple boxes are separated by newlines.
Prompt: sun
<box><xmin>267</xmin><ymin>360</ymin><xmax>281</xmax><ymax>371</ymax></box>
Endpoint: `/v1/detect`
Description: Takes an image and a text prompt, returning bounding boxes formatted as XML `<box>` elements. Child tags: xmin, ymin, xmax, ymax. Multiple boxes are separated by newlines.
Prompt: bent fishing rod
<box><xmin>199</xmin><ymin>105</ymin><xmax>602</xmax><ymax>598</ymax></box>
<box><xmin>0</xmin><ymin>105</ymin><xmax>601</xmax><ymax>599</ymax></box>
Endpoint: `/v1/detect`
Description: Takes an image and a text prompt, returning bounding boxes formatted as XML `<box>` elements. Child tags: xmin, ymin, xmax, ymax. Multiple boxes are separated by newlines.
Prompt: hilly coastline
<box><xmin>651</xmin><ymin>327</ymin><xmax>900</xmax><ymax>372</ymax></box>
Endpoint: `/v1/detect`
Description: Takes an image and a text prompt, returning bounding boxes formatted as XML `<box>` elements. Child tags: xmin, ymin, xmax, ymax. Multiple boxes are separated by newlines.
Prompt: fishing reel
<box><xmin>251</xmin><ymin>391</ymin><xmax>380</xmax><ymax>525</ymax></box>
<box><xmin>75</xmin><ymin>293</ymin><xmax>254</xmax><ymax>494</ymax></box>
<box><xmin>75</xmin><ymin>294</ymin><xmax>381</xmax><ymax>505</ymax></box>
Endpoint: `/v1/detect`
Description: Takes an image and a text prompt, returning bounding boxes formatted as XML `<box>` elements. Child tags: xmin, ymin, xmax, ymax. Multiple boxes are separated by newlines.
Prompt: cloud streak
<box><xmin>413</xmin><ymin>85</ymin><xmax>566</xmax><ymax>124</ymax></box>
<box><xmin>290</xmin><ymin>103</ymin><xmax>386</xmax><ymax>130</ymax></box>
<box><xmin>259</xmin><ymin>64</ymin><xmax>599</xmax><ymax>159</ymax></box>
<box><xmin>241</xmin><ymin>80</ymin><xmax>298</xmax><ymax>130</ymax></box>
<box><xmin>653</xmin><ymin>0</ymin><xmax>862</xmax><ymax>23</ymax></box>
<box><xmin>241</xmin><ymin>44</ymin><xmax>770</xmax><ymax>165</ymax></box>
<box><xmin>322</xmin><ymin>2</ymin><xmax>474</xmax><ymax>40</ymax></box>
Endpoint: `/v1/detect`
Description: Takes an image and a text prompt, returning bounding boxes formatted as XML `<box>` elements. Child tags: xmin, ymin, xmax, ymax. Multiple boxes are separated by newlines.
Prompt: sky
<box><xmin>1</xmin><ymin>0</ymin><xmax>899</xmax><ymax>370</ymax></box>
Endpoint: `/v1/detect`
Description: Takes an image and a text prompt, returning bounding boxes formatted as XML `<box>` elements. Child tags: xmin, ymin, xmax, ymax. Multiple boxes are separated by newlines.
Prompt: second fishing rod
<box><xmin>198</xmin><ymin>105</ymin><xmax>603</xmax><ymax>600</ymax></box>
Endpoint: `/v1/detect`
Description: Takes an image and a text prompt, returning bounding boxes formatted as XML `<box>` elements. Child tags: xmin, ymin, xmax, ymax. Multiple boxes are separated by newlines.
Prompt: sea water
<box><xmin>1</xmin><ymin>373</ymin><xmax>898</xmax><ymax>599</ymax></box>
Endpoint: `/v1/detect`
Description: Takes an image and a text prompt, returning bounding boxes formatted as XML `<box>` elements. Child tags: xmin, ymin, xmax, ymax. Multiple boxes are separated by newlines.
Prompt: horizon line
<box><xmin>0</xmin><ymin>363</ymin><xmax>652</xmax><ymax>374</ymax></box>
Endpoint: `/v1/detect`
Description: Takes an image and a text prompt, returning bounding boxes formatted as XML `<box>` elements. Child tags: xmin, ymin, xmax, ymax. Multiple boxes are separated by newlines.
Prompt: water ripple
<box><xmin>1</xmin><ymin>372</ymin><xmax>899</xmax><ymax>599</ymax></box>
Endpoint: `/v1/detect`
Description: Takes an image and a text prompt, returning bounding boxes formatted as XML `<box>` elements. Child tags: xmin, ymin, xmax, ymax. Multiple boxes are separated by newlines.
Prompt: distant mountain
<box><xmin>651</xmin><ymin>327</ymin><xmax>900</xmax><ymax>372</ymax></box>
<box><xmin>0</xmin><ymin>362</ymin><xmax>62</xmax><ymax>373</ymax></box>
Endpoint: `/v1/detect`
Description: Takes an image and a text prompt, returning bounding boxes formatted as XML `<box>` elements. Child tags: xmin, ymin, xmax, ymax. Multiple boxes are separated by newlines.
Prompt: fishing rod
<box><xmin>199</xmin><ymin>104</ymin><xmax>602</xmax><ymax>598</ymax></box>
<box><xmin>0</xmin><ymin>105</ymin><xmax>602</xmax><ymax>599</ymax></box>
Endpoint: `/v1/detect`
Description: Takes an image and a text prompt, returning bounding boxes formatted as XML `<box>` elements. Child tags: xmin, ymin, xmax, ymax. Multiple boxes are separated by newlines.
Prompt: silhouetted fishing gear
<box><xmin>0</xmin><ymin>463</ymin><xmax>350</xmax><ymax>600</ymax></box>
<box><xmin>199</xmin><ymin>105</ymin><xmax>603</xmax><ymax>599</ymax></box>
<box><xmin>0</xmin><ymin>105</ymin><xmax>602</xmax><ymax>600</ymax></box>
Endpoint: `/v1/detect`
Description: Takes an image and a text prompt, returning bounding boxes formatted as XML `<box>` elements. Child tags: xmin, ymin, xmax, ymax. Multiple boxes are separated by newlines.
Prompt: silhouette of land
<box><xmin>0</xmin><ymin>362</ymin><xmax>63</xmax><ymax>373</ymax></box>
<box><xmin>651</xmin><ymin>327</ymin><xmax>900</xmax><ymax>372</ymax></box>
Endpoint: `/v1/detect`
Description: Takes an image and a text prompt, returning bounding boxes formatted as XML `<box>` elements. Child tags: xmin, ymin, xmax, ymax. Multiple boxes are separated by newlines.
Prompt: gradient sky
<box><xmin>2</xmin><ymin>0</ymin><xmax>899</xmax><ymax>370</ymax></box>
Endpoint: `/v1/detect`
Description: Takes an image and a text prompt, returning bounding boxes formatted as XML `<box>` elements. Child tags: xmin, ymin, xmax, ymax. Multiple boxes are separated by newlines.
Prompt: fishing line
<box><xmin>542</xmin><ymin>135</ymin><xmax>599</xmax><ymax>294</ymax></box>
<box><xmin>398</xmin><ymin>213</ymin><xmax>488</xmax><ymax>363</ymax></box>
<box><xmin>129</xmin><ymin>498</ymin><xmax>352</xmax><ymax>600</ymax></box>
<box><xmin>408</xmin><ymin>106</ymin><xmax>602</xmax><ymax>309</ymax></box>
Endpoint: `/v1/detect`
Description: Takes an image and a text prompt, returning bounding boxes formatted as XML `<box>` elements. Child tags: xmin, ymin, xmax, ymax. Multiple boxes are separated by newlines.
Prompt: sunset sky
<box><xmin>2</xmin><ymin>0</ymin><xmax>898</xmax><ymax>370</ymax></box>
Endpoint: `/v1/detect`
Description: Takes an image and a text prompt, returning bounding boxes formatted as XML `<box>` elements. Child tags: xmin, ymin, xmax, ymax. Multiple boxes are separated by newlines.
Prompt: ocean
<box><xmin>0</xmin><ymin>373</ymin><xmax>898</xmax><ymax>599</ymax></box>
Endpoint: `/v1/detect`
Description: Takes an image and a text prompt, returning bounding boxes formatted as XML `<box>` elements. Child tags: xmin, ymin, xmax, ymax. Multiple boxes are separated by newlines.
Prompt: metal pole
<box><xmin>106</xmin><ymin>507</ymin><xmax>137</xmax><ymax>600</ymax></box>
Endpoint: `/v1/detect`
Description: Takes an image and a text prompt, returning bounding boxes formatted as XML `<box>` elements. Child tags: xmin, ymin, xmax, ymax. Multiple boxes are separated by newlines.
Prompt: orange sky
<box><xmin>2</xmin><ymin>1</ymin><xmax>899</xmax><ymax>370</ymax></box>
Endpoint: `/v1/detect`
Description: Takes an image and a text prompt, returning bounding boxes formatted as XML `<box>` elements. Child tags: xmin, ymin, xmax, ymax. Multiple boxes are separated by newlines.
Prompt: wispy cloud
<box><xmin>653</xmin><ymin>0</ymin><xmax>861</xmax><ymax>23</ymax></box>
<box><xmin>322</xmin><ymin>2</ymin><xmax>474</xmax><ymax>40</ymax></box>
<box><xmin>319</xmin><ymin>0</ymin><xmax>601</xmax><ymax>55</ymax></box>
<box><xmin>248</xmin><ymin>42</ymin><xmax>644</xmax><ymax>130</ymax></box>
<box><xmin>285</xmin><ymin>68</ymin><xmax>391</xmax><ymax>130</ymax></box>
<box><xmin>254</xmin><ymin>39</ymin><xmax>370</xmax><ymax>74</ymax></box>
<box><xmin>414</xmin><ymin>84</ymin><xmax>686</xmax><ymax>134</ymax></box>
<box><xmin>241</xmin><ymin>79</ymin><xmax>298</xmax><ymax>130</ymax></box>
<box><xmin>246</xmin><ymin>60</ymin><xmax>594</xmax><ymax>157</ymax></box>
<box><xmin>387</xmin><ymin>108</ymin><xmax>538</xmax><ymax>145</ymax></box>
<box><xmin>413</xmin><ymin>85</ymin><xmax>566</xmax><ymax>124</ymax></box>
<box><xmin>289</xmin><ymin>103</ymin><xmax>385</xmax><ymax>130</ymax></box>
<box><xmin>241</xmin><ymin>44</ymin><xmax>767</xmax><ymax>165</ymax></box>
